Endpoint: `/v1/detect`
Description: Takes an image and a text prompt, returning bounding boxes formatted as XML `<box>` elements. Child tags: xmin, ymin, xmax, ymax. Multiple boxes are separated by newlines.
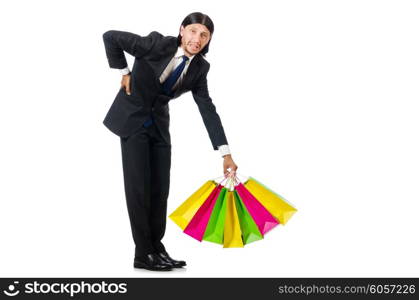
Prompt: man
<box><xmin>102</xmin><ymin>12</ymin><xmax>238</xmax><ymax>271</ymax></box>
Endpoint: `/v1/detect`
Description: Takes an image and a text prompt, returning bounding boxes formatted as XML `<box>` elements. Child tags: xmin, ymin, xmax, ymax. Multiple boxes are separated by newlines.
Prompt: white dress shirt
<box><xmin>119</xmin><ymin>47</ymin><xmax>231</xmax><ymax>157</ymax></box>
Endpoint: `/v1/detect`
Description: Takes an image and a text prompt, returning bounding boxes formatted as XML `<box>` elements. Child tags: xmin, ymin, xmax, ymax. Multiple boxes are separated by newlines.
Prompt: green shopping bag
<box><xmin>203</xmin><ymin>187</ymin><xmax>228</xmax><ymax>244</ymax></box>
<box><xmin>233</xmin><ymin>190</ymin><xmax>263</xmax><ymax>245</ymax></box>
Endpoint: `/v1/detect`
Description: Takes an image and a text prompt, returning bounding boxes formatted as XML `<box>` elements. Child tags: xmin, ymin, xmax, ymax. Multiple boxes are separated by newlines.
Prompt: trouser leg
<box><xmin>149</xmin><ymin>124</ymin><xmax>171</xmax><ymax>253</ymax></box>
<box><xmin>120</xmin><ymin>127</ymin><xmax>154</xmax><ymax>259</ymax></box>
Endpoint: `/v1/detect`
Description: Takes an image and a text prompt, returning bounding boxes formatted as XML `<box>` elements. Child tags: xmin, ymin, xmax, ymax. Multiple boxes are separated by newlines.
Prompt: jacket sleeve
<box><xmin>102</xmin><ymin>30</ymin><xmax>160</xmax><ymax>69</ymax></box>
<box><xmin>192</xmin><ymin>63</ymin><xmax>228</xmax><ymax>150</ymax></box>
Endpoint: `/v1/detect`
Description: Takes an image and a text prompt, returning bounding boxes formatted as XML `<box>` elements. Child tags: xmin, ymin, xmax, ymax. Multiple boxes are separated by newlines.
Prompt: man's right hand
<box><xmin>121</xmin><ymin>74</ymin><xmax>131</xmax><ymax>95</ymax></box>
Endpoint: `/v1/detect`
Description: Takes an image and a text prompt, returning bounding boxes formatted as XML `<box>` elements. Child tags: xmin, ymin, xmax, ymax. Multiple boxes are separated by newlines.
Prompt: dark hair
<box><xmin>177</xmin><ymin>12</ymin><xmax>214</xmax><ymax>56</ymax></box>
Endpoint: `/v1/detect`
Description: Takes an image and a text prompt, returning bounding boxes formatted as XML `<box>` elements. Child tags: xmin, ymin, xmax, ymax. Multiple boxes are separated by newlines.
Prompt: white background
<box><xmin>0</xmin><ymin>0</ymin><xmax>418</xmax><ymax>277</ymax></box>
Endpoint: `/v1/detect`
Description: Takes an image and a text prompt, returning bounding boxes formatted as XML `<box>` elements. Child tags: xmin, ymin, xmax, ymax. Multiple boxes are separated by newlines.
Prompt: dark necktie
<box><xmin>162</xmin><ymin>55</ymin><xmax>189</xmax><ymax>96</ymax></box>
<box><xmin>143</xmin><ymin>55</ymin><xmax>189</xmax><ymax>128</ymax></box>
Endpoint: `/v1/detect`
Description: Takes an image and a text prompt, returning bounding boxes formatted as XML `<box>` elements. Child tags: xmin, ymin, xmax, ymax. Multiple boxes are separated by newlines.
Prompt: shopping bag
<box><xmin>244</xmin><ymin>177</ymin><xmax>297</xmax><ymax>225</ymax></box>
<box><xmin>169</xmin><ymin>180</ymin><xmax>217</xmax><ymax>230</ymax></box>
<box><xmin>223</xmin><ymin>191</ymin><xmax>244</xmax><ymax>248</ymax></box>
<box><xmin>183</xmin><ymin>185</ymin><xmax>223</xmax><ymax>241</ymax></box>
<box><xmin>233</xmin><ymin>191</ymin><xmax>263</xmax><ymax>245</ymax></box>
<box><xmin>203</xmin><ymin>188</ymin><xmax>229</xmax><ymax>244</ymax></box>
<box><xmin>235</xmin><ymin>183</ymin><xmax>279</xmax><ymax>235</ymax></box>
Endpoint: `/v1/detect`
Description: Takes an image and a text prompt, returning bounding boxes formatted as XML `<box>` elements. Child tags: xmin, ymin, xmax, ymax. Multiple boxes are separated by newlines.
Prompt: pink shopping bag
<box><xmin>183</xmin><ymin>184</ymin><xmax>224</xmax><ymax>241</ymax></box>
<box><xmin>235</xmin><ymin>183</ymin><xmax>279</xmax><ymax>235</ymax></box>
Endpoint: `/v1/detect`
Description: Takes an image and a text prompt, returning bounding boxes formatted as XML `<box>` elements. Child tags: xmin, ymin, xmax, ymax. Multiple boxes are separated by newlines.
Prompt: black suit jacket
<box><xmin>102</xmin><ymin>30</ymin><xmax>228</xmax><ymax>150</ymax></box>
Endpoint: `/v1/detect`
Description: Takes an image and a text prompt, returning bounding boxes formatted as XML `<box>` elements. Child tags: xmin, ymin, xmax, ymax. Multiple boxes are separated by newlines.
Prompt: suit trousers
<box><xmin>120</xmin><ymin>122</ymin><xmax>171</xmax><ymax>259</ymax></box>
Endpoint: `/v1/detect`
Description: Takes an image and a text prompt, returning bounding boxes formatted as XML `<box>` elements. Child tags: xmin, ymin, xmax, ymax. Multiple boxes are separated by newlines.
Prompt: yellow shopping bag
<box><xmin>169</xmin><ymin>180</ymin><xmax>217</xmax><ymax>230</ymax></box>
<box><xmin>223</xmin><ymin>191</ymin><xmax>244</xmax><ymax>248</ymax></box>
<box><xmin>244</xmin><ymin>177</ymin><xmax>297</xmax><ymax>225</ymax></box>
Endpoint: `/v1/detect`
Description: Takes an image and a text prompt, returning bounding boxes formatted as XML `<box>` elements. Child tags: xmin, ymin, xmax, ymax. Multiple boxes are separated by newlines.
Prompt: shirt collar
<box><xmin>175</xmin><ymin>46</ymin><xmax>195</xmax><ymax>62</ymax></box>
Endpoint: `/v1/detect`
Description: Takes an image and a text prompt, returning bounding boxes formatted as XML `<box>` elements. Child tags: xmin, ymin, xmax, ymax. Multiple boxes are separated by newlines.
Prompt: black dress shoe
<box><xmin>157</xmin><ymin>251</ymin><xmax>186</xmax><ymax>268</ymax></box>
<box><xmin>134</xmin><ymin>254</ymin><xmax>173</xmax><ymax>271</ymax></box>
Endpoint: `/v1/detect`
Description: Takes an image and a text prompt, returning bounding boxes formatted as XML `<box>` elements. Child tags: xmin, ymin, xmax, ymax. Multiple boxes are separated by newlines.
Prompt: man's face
<box><xmin>180</xmin><ymin>23</ymin><xmax>211</xmax><ymax>56</ymax></box>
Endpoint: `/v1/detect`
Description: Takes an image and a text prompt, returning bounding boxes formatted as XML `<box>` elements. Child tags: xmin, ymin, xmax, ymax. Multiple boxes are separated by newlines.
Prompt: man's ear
<box><xmin>180</xmin><ymin>25</ymin><xmax>185</xmax><ymax>36</ymax></box>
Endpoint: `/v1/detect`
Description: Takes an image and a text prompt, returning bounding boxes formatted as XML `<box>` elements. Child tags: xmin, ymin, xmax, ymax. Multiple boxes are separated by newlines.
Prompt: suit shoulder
<box><xmin>148</xmin><ymin>31</ymin><xmax>164</xmax><ymax>40</ymax></box>
<box><xmin>198</xmin><ymin>55</ymin><xmax>210</xmax><ymax>73</ymax></box>
<box><xmin>199</xmin><ymin>54</ymin><xmax>210</xmax><ymax>66</ymax></box>
<box><xmin>152</xmin><ymin>33</ymin><xmax>177</xmax><ymax>47</ymax></box>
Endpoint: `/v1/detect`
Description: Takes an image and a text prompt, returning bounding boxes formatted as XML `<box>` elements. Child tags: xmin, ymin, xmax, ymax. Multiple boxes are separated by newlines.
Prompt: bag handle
<box><xmin>213</xmin><ymin>172</ymin><xmax>249</xmax><ymax>189</ymax></box>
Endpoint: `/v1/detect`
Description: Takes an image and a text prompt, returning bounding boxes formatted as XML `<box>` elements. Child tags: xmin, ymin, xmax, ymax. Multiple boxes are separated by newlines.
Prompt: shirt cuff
<box><xmin>218</xmin><ymin>145</ymin><xmax>231</xmax><ymax>157</ymax></box>
<box><xmin>119</xmin><ymin>67</ymin><xmax>131</xmax><ymax>75</ymax></box>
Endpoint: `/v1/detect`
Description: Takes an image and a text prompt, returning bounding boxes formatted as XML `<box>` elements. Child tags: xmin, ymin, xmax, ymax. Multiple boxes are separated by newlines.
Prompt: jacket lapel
<box><xmin>156</xmin><ymin>43</ymin><xmax>178</xmax><ymax>80</ymax></box>
<box><xmin>148</xmin><ymin>36</ymin><xmax>178</xmax><ymax>82</ymax></box>
<box><xmin>180</xmin><ymin>55</ymin><xmax>200</xmax><ymax>87</ymax></box>
<box><xmin>172</xmin><ymin>56</ymin><xmax>202</xmax><ymax>98</ymax></box>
